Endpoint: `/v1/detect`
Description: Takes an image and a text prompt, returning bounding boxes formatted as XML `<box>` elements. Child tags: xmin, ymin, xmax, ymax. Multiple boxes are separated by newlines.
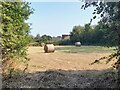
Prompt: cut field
<box><xmin>3</xmin><ymin>46</ymin><xmax>117</xmax><ymax>88</ymax></box>
<box><xmin>27</xmin><ymin>45</ymin><xmax>116</xmax><ymax>72</ymax></box>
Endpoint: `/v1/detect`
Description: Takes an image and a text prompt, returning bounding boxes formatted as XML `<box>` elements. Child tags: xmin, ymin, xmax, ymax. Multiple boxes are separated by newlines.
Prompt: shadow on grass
<box><xmin>2</xmin><ymin>69</ymin><xmax>118</xmax><ymax>89</ymax></box>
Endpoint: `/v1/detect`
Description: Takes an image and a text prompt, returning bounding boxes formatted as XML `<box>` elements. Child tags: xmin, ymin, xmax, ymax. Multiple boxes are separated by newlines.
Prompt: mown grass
<box><xmin>55</xmin><ymin>45</ymin><xmax>116</xmax><ymax>53</ymax></box>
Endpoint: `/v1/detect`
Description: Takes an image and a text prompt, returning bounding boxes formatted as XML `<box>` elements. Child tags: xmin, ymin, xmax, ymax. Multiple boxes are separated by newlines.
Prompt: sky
<box><xmin>27</xmin><ymin>2</ymin><xmax>100</xmax><ymax>37</ymax></box>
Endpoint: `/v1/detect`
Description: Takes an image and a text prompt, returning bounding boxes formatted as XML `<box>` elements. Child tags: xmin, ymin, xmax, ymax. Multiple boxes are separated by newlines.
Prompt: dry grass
<box><xmin>27</xmin><ymin>46</ymin><xmax>116</xmax><ymax>73</ymax></box>
<box><xmin>3</xmin><ymin>46</ymin><xmax>117</xmax><ymax>88</ymax></box>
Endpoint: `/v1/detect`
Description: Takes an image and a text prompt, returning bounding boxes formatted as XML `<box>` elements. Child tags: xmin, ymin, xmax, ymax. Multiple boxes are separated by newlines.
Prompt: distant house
<box><xmin>62</xmin><ymin>34</ymin><xmax>70</xmax><ymax>40</ymax></box>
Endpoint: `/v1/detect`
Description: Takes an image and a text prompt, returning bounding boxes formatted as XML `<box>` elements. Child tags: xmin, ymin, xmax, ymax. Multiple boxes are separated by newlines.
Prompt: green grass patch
<box><xmin>55</xmin><ymin>45</ymin><xmax>116</xmax><ymax>53</ymax></box>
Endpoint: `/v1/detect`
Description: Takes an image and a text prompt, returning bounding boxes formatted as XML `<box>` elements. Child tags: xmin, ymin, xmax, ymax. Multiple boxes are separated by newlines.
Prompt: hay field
<box><xmin>27</xmin><ymin>45</ymin><xmax>116</xmax><ymax>72</ymax></box>
<box><xmin>3</xmin><ymin>46</ymin><xmax>117</xmax><ymax>88</ymax></box>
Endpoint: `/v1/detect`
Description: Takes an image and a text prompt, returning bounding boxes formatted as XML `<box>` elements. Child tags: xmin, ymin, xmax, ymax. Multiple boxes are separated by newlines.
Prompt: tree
<box><xmin>70</xmin><ymin>24</ymin><xmax>100</xmax><ymax>45</ymax></box>
<box><xmin>41</xmin><ymin>35</ymin><xmax>52</xmax><ymax>43</ymax></box>
<box><xmin>70</xmin><ymin>25</ymin><xmax>84</xmax><ymax>43</ymax></box>
<box><xmin>84</xmin><ymin>23</ymin><xmax>91</xmax><ymax>32</ymax></box>
<box><xmin>34</xmin><ymin>34</ymin><xmax>41</xmax><ymax>43</ymax></box>
<box><xmin>82</xmin><ymin>1</ymin><xmax>120</xmax><ymax>88</ymax></box>
<box><xmin>29</xmin><ymin>34</ymin><xmax>35</xmax><ymax>43</ymax></box>
<box><xmin>1</xmin><ymin>1</ymin><xmax>34</xmax><ymax>77</ymax></box>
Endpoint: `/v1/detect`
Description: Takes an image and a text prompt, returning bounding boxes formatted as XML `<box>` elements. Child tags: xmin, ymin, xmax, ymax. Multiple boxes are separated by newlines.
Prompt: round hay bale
<box><xmin>40</xmin><ymin>43</ymin><xmax>45</xmax><ymax>47</ymax></box>
<box><xmin>75</xmin><ymin>42</ymin><xmax>81</xmax><ymax>47</ymax></box>
<box><xmin>44</xmin><ymin>44</ymin><xmax>55</xmax><ymax>53</ymax></box>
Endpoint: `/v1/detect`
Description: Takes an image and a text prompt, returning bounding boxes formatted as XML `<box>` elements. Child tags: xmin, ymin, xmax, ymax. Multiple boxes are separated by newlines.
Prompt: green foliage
<box><xmin>31</xmin><ymin>34</ymin><xmax>52</xmax><ymax>45</ymax></box>
<box><xmin>81</xmin><ymin>1</ymin><xmax>120</xmax><ymax>87</ymax></box>
<box><xmin>58</xmin><ymin>39</ymin><xmax>71</xmax><ymax>45</ymax></box>
<box><xmin>81</xmin><ymin>1</ymin><xmax>120</xmax><ymax>47</ymax></box>
<box><xmin>46</xmin><ymin>41</ymin><xmax>60</xmax><ymax>45</ymax></box>
<box><xmin>34</xmin><ymin>34</ymin><xmax>41</xmax><ymax>43</ymax></box>
<box><xmin>70</xmin><ymin>25</ymin><xmax>84</xmax><ymax>43</ymax></box>
<box><xmin>82</xmin><ymin>1</ymin><xmax>120</xmax><ymax>61</ymax></box>
<box><xmin>29</xmin><ymin>34</ymin><xmax>35</xmax><ymax>43</ymax></box>
<box><xmin>70</xmin><ymin>24</ymin><xmax>105</xmax><ymax>45</ymax></box>
<box><xmin>41</xmin><ymin>35</ymin><xmax>52</xmax><ymax>43</ymax></box>
<box><xmin>1</xmin><ymin>1</ymin><xmax>34</xmax><ymax>76</ymax></box>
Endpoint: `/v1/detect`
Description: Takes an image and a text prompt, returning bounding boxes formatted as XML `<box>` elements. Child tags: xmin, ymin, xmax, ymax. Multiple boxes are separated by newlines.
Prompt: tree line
<box><xmin>70</xmin><ymin>22</ymin><xmax>117</xmax><ymax>46</ymax></box>
<box><xmin>29</xmin><ymin>22</ymin><xmax>117</xmax><ymax>46</ymax></box>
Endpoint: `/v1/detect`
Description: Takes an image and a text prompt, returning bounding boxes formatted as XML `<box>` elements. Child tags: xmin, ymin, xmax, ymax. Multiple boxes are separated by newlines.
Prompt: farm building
<box><xmin>62</xmin><ymin>34</ymin><xmax>71</xmax><ymax>40</ymax></box>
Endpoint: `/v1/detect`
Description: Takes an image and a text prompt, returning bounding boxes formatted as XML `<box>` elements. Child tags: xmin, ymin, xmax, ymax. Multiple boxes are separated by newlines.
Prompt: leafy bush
<box><xmin>58</xmin><ymin>40</ymin><xmax>72</xmax><ymax>45</ymax></box>
<box><xmin>1</xmin><ymin>1</ymin><xmax>34</xmax><ymax>77</ymax></box>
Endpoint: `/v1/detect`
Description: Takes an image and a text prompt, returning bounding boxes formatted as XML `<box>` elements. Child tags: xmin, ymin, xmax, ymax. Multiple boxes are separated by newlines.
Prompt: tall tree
<box><xmin>84</xmin><ymin>23</ymin><xmax>91</xmax><ymax>32</ymax></box>
<box><xmin>1</xmin><ymin>1</ymin><xmax>34</xmax><ymax>76</ymax></box>
<box><xmin>82</xmin><ymin>1</ymin><xmax>120</xmax><ymax>88</ymax></box>
<box><xmin>41</xmin><ymin>35</ymin><xmax>52</xmax><ymax>43</ymax></box>
<box><xmin>34</xmin><ymin>34</ymin><xmax>41</xmax><ymax>43</ymax></box>
<box><xmin>70</xmin><ymin>25</ymin><xmax>84</xmax><ymax>43</ymax></box>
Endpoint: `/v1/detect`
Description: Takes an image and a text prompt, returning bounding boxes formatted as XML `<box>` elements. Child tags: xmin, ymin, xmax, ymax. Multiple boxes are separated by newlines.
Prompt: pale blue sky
<box><xmin>27</xmin><ymin>2</ymin><xmax>100</xmax><ymax>37</ymax></box>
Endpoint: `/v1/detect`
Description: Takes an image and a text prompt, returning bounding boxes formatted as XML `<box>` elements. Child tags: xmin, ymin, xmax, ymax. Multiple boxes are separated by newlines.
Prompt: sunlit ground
<box><xmin>27</xmin><ymin>45</ymin><xmax>116</xmax><ymax>73</ymax></box>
